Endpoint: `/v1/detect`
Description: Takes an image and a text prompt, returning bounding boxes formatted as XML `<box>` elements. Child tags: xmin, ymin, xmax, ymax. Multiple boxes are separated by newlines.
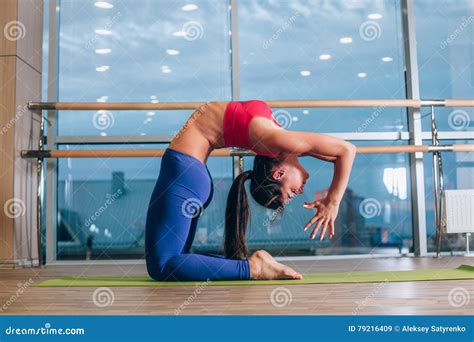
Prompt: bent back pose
<box><xmin>145</xmin><ymin>100</ymin><xmax>356</xmax><ymax>281</ymax></box>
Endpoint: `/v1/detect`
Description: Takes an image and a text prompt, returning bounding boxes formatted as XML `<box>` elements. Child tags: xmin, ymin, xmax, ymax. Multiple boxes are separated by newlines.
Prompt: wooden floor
<box><xmin>0</xmin><ymin>256</ymin><xmax>472</xmax><ymax>315</ymax></box>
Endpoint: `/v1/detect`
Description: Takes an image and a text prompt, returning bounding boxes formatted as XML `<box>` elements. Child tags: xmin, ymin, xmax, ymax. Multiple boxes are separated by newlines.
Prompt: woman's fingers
<box><xmin>329</xmin><ymin>220</ymin><xmax>335</xmax><ymax>239</ymax></box>
<box><xmin>303</xmin><ymin>200</ymin><xmax>321</xmax><ymax>209</ymax></box>
<box><xmin>319</xmin><ymin>218</ymin><xmax>329</xmax><ymax>241</ymax></box>
<box><xmin>303</xmin><ymin>214</ymin><xmax>321</xmax><ymax>231</ymax></box>
<box><xmin>310</xmin><ymin>219</ymin><xmax>324</xmax><ymax>240</ymax></box>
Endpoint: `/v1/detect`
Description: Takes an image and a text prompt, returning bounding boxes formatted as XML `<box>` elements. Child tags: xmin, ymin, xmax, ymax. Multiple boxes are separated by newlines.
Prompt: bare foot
<box><xmin>248</xmin><ymin>250</ymin><xmax>303</xmax><ymax>280</ymax></box>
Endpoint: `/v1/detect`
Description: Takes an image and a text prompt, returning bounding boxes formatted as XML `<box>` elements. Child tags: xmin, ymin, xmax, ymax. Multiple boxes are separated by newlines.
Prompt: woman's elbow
<box><xmin>340</xmin><ymin>141</ymin><xmax>357</xmax><ymax>158</ymax></box>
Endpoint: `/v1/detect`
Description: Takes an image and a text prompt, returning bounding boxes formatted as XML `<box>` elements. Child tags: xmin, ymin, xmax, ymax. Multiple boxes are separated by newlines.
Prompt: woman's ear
<box><xmin>271</xmin><ymin>167</ymin><xmax>286</xmax><ymax>181</ymax></box>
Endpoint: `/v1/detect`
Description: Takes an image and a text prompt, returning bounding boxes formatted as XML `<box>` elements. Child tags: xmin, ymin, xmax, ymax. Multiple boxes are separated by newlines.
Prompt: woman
<box><xmin>145</xmin><ymin>100</ymin><xmax>356</xmax><ymax>281</ymax></box>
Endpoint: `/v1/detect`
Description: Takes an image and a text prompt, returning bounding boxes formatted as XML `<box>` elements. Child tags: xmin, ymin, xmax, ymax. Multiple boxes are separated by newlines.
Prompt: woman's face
<box><xmin>271</xmin><ymin>156</ymin><xmax>309</xmax><ymax>203</ymax></box>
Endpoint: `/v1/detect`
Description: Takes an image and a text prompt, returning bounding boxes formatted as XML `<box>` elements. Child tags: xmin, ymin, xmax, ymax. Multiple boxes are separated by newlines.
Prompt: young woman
<box><xmin>145</xmin><ymin>100</ymin><xmax>356</xmax><ymax>282</ymax></box>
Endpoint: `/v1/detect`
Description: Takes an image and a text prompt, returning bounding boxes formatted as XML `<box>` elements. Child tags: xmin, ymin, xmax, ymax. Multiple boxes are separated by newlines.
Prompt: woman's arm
<box><xmin>264</xmin><ymin>130</ymin><xmax>357</xmax><ymax>239</ymax></box>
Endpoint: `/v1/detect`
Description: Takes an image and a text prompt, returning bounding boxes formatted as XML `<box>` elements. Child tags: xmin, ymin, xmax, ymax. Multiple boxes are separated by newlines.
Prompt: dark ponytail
<box><xmin>224</xmin><ymin>156</ymin><xmax>284</xmax><ymax>259</ymax></box>
<box><xmin>224</xmin><ymin>170</ymin><xmax>252</xmax><ymax>259</ymax></box>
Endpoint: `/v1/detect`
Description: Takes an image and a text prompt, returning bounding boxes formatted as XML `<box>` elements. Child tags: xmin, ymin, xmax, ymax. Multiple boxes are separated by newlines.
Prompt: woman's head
<box><xmin>224</xmin><ymin>155</ymin><xmax>309</xmax><ymax>259</ymax></box>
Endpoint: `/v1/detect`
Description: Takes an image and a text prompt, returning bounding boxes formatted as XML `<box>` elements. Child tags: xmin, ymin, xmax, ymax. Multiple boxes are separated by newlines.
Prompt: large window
<box><xmin>57</xmin><ymin>0</ymin><xmax>231</xmax><ymax>135</ymax></box>
<box><xmin>414</xmin><ymin>0</ymin><xmax>474</xmax><ymax>252</ymax></box>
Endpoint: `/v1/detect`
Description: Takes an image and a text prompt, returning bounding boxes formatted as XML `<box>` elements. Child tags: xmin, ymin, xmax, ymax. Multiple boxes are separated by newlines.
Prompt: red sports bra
<box><xmin>223</xmin><ymin>100</ymin><xmax>282</xmax><ymax>157</ymax></box>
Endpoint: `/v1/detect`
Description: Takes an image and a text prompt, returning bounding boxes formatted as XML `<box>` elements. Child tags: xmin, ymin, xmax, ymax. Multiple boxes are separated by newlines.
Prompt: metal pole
<box><xmin>431</xmin><ymin>106</ymin><xmax>441</xmax><ymax>257</ymax></box>
<box><xmin>402</xmin><ymin>0</ymin><xmax>427</xmax><ymax>256</ymax></box>
<box><xmin>36</xmin><ymin>115</ymin><xmax>45</xmax><ymax>267</ymax></box>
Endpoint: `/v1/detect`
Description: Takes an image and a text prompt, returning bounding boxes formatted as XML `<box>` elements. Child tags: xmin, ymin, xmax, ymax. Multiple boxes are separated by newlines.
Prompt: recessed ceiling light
<box><xmin>339</xmin><ymin>37</ymin><xmax>353</xmax><ymax>44</ymax></box>
<box><xmin>368</xmin><ymin>13</ymin><xmax>383</xmax><ymax>20</ymax></box>
<box><xmin>94</xmin><ymin>2</ymin><xmax>113</xmax><ymax>9</ymax></box>
<box><xmin>95</xmin><ymin>48</ymin><xmax>111</xmax><ymax>54</ymax></box>
<box><xmin>160</xmin><ymin>65</ymin><xmax>171</xmax><ymax>73</ymax></box>
<box><xmin>150</xmin><ymin>95</ymin><xmax>157</xmax><ymax>99</ymax></box>
<box><xmin>95</xmin><ymin>29</ymin><xmax>112</xmax><ymax>35</ymax></box>
<box><xmin>292</xmin><ymin>116</ymin><xmax>299</xmax><ymax>122</ymax></box>
<box><xmin>95</xmin><ymin>65</ymin><xmax>110</xmax><ymax>72</ymax></box>
<box><xmin>300</xmin><ymin>70</ymin><xmax>311</xmax><ymax>76</ymax></box>
<box><xmin>382</xmin><ymin>56</ymin><xmax>393</xmax><ymax>62</ymax></box>
<box><xmin>173</xmin><ymin>31</ymin><xmax>186</xmax><ymax>37</ymax></box>
<box><xmin>140</xmin><ymin>133</ymin><xmax>146</xmax><ymax>136</ymax></box>
<box><xmin>357</xmin><ymin>72</ymin><xmax>367</xmax><ymax>78</ymax></box>
<box><xmin>319</xmin><ymin>54</ymin><xmax>331</xmax><ymax>60</ymax></box>
<box><xmin>100</xmin><ymin>132</ymin><xmax>107</xmax><ymax>136</ymax></box>
<box><xmin>166</xmin><ymin>49</ymin><xmax>180</xmax><ymax>55</ymax></box>
<box><xmin>182</xmin><ymin>4</ymin><xmax>198</xmax><ymax>11</ymax></box>
<box><xmin>302</xmin><ymin>110</ymin><xmax>309</xmax><ymax>115</ymax></box>
<box><xmin>147</xmin><ymin>111</ymin><xmax>156</xmax><ymax>116</ymax></box>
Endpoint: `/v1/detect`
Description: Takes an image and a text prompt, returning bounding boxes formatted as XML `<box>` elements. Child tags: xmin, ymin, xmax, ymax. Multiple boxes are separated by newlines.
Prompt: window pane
<box><xmin>239</xmin><ymin>0</ymin><xmax>407</xmax><ymax>132</ymax></box>
<box><xmin>56</xmin><ymin>144</ymin><xmax>232</xmax><ymax>260</ymax></box>
<box><xmin>415</xmin><ymin>0</ymin><xmax>474</xmax><ymax>131</ymax></box>
<box><xmin>57</xmin><ymin>0</ymin><xmax>231</xmax><ymax>135</ymax></box>
<box><xmin>423</xmin><ymin>139</ymin><xmax>474</xmax><ymax>253</ymax></box>
<box><xmin>243</xmin><ymin>141</ymin><xmax>413</xmax><ymax>256</ymax></box>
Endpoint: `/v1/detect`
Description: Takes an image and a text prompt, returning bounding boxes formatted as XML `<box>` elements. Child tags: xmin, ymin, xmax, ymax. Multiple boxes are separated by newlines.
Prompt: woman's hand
<box><xmin>303</xmin><ymin>197</ymin><xmax>340</xmax><ymax>240</ymax></box>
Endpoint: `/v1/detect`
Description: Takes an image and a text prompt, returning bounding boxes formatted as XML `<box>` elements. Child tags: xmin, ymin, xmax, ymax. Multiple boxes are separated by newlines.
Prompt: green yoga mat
<box><xmin>32</xmin><ymin>265</ymin><xmax>474</xmax><ymax>287</ymax></box>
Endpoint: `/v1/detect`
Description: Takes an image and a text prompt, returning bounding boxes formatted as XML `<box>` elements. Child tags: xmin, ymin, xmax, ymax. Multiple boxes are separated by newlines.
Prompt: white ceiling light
<box><xmin>173</xmin><ymin>31</ymin><xmax>186</xmax><ymax>37</ymax></box>
<box><xmin>94</xmin><ymin>2</ymin><xmax>113</xmax><ymax>9</ymax></box>
<box><xmin>300</xmin><ymin>70</ymin><xmax>311</xmax><ymax>76</ymax></box>
<box><xmin>302</xmin><ymin>110</ymin><xmax>309</xmax><ymax>115</ymax></box>
<box><xmin>382</xmin><ymin>56</ymin><xmax>393</xmax><ymax>62</ymax></box>
<box><xmin>166</xmin><ymin>49</ymin><xmax>180</xmax><ymax>55</ymax></box>
<box><xmin>368</xmin><ymin>13</ymin><xmax>383</xmax><ymax>20</ymax></box>
<box><xmin>357</xmin><ymin>72</ymin><xmax>367</xmax><ymax>78</ymax></box>
<box><xmin>339</xmin><ymin>37</ymin><xmax>353</xmax><ymax>44</ymax></box>
<box><xmin>150</xmin><ymin>95</ymin><xmax>157</xmax><ymax>99</ymax></box>
<box><xmin>319</xmin><ymin>54</ymin><xmax>331</xmax><ymax>60</ymax></box>
<box><xmin>100</xmin><ymin>132</ymin><xmax>107</xmax><ymax>136</ymax></box>
<box><xmin>147</xmin><ymin>111</ymin><xmax>156</xmax><ymax>116</ymax></box>
<box><xmin>160</xmin><ymin>65</ymin><xmax>172</xmax><ymax>73</ymax></box>
<box><xmin>95</xmin><ymin>29</ymin><xmax>112</xmax><ymax>35</ymax></box>
<box><xmin>95</xmin><ymin>48</ymin><xmax>111</xmax><ymax>54</ymax></box>
<box><xmin>182</xmin><ymin>4</ymin><xmax>198</xmax><ymax>11</ymax></box>
<box><xmin>96</xmin><ymin>65</ymin><xmax>110</xmax><ymax>72</ymax></box>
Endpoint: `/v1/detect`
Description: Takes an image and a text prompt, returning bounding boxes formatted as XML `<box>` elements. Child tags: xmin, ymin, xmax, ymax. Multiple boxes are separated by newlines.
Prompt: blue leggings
<box><xmin>145</xmin><ymin>148</ymin><xmax>251</xmax><ymax>281</ymax></box>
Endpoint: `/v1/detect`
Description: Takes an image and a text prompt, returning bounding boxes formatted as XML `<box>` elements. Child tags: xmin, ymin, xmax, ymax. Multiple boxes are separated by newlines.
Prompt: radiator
<box><xmin>442</xmin><ymin>189</ymin><xmax>474</xmax><ymax>234</ymax></box>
